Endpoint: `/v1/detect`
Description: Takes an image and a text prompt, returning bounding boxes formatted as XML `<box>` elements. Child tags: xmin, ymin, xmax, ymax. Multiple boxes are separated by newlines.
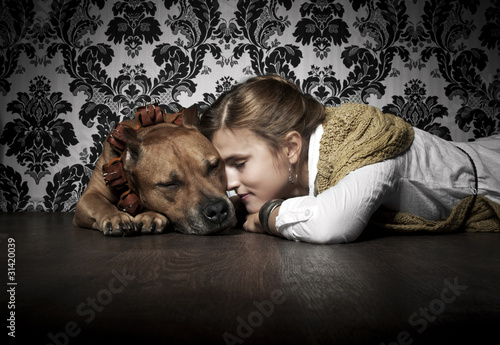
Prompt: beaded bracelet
<box><xmin>259</xmin><ymin>199</ymin><xmax>284</xmax><ymax>234</ymax></box>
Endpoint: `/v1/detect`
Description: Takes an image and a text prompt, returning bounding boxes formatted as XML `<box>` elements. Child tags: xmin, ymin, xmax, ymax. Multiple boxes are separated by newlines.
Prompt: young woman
<box><xmin>198</xmin><ymin>75</ymin><xmax>500</xmax><ymax>244</ymax></box>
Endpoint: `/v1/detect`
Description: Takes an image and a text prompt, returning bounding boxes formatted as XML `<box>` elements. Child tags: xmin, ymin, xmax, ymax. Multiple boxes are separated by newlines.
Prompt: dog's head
<box><xmin>119</xmin><ymin>118</ymin><xmax>236</xmax><ymax>235</ymax></box>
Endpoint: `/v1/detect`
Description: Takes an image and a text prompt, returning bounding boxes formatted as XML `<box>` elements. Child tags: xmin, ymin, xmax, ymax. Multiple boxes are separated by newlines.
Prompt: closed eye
<box><xmin>233</xmin><ymin>161</ymin><xmax>245</xmax><ymax>169</ymax></box>
<box><xmin>156</xmin><ymin>181</ymin><xmax>180</xmax><ymax>190</ymax></box>
<box><xmin>207</xmin><ymin>158</ymin><xmax>221</xmax><ymax>176</ymax></box>
<box><xmin>157</xmin><ymin>171</ymin><xmax>182</xmax><ymax>190</ymax></box>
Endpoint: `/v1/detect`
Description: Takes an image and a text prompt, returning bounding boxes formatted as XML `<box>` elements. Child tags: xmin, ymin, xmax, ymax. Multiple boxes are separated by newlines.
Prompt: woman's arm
<box><xmin>272</xmin><ymin>159</ymin><xmax>398</xmax><ymax>244</ymax></box>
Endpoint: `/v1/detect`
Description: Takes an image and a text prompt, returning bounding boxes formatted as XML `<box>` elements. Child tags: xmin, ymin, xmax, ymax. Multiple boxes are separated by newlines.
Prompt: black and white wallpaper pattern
<box><xmin>0</xmin><ymin>0</ymin><xmax>499</xmax><ymax>212</ymax></box>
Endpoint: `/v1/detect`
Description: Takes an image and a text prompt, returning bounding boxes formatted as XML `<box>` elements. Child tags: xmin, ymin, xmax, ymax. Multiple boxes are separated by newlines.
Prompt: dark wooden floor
<box><xmin>1</xmin><ymin>212</ymin><xmax>499</xmax><ymax>345</ymax></box>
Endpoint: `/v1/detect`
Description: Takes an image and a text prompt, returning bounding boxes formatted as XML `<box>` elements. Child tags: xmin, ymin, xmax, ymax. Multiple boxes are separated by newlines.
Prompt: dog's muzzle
<box><xmin>202</xmin><ymin>199</ymin><xmax>230</xmax><ymax>225</ymax></box>
<box><xmin>179</xmin><ymin>198</ymin><xmax>236</xmax><ymax>235</ymax></box>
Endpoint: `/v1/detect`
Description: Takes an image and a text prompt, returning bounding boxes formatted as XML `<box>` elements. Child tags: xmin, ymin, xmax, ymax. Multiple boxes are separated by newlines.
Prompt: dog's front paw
<box><xmin>134</xmin><ymin>212</ymin><xmax>169</xmax><ymax>235</ymax></box>
<box><xmin>100</xmin><ymin>213</ymin><xmax>138</xmax><ymax>237</ymax></box>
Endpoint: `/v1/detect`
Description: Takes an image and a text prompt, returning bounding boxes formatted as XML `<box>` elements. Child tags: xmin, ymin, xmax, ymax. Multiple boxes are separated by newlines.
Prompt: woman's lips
<box><xmin>238</xmin><ymin>193</ymin><xmax>251</xmax><ymax>201</ymax></box>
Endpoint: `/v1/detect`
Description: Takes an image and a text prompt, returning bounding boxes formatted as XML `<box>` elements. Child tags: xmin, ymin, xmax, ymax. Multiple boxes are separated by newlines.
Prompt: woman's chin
<box><xmin>245</xmin><ymin>205</ymin><xmax>259</xmax><ymax>214</ymax></box>
<box><xmin>245</xmin><ymin>201</ymin><xmax>266</xmax><ymax>214</ymax></box>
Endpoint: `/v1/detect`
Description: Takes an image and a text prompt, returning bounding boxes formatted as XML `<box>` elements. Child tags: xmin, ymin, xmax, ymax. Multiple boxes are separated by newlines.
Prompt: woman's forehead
<box><xmin>212</xmin><ymin>128</ymin><xmax>268</xmax><ymax>160</ymax></box>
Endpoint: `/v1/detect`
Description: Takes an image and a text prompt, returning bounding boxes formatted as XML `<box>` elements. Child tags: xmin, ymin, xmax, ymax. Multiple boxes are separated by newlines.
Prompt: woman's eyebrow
<box><xmin>223</xmin><ymin>153</ymin><xmax>247</xmax><ymax>163</ymax></box>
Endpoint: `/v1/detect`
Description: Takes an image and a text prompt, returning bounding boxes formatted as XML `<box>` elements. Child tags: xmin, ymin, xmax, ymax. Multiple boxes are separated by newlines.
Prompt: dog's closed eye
<box><xmin>206</xmin><ymin>158</ymin><xmax>221</xmax><ymax>176</ymax></box>
<box><xmin>156</xmin><ymin>170</ymin><xmax>184</xmax><ymax>190</ymax></box>
<box><xmin>156</xmin><ymin>181</ymin><xmax>181</xmax><ymax>190</ymax></box>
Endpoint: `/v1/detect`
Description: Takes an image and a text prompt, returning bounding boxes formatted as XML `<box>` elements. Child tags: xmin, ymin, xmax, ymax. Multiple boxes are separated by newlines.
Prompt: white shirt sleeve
<box><xmin>275</xmin><ymin>159</ymin><xmax>397</xmax><ymax>244</ymax></box>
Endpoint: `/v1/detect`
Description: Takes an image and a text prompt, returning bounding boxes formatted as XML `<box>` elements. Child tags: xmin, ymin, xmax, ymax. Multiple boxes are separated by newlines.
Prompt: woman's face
<box><xmin>212</xmin><ymin>128</ymin><xmax>290</xmax><ymax>214</ymax></box>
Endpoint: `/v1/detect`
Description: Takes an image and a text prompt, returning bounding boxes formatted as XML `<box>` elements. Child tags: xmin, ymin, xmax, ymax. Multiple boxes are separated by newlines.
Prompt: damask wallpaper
<box><xmin>0</xmin><ymin>0</ymin><xmax>499</xmax><ymax>212</ymax></box>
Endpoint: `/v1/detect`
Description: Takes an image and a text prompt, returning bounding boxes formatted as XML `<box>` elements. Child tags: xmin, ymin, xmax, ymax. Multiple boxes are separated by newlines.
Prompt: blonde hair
<box><xmin>199</xmin><ymin>75</ymin><xmax>325</xmax><ymax>162</ymax></box>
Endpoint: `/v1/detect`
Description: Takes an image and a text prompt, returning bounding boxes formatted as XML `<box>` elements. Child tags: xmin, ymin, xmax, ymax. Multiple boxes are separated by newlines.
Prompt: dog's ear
<box><xmin>181</xmin><ymin>104</ymin><xmax>200</xmax><ymax>129</ymax></box>
<box><xmin>122</xmin><ymin>126</ymin><xmax>142</xmax><ymax>171</ymax></box>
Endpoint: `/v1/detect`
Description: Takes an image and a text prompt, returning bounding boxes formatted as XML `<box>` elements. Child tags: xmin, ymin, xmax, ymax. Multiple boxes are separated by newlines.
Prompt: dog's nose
<box><xmin>203</xmin><ymin>200</ymin><xmax>229</xmax><ymax>224</ymax></box>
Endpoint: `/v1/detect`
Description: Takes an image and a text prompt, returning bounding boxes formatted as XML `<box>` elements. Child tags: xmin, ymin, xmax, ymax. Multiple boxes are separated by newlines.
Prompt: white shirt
<box><xmin>276</xmin><ymin>126</ymin><xmax>500</xmax><ymax>244</ymax></box>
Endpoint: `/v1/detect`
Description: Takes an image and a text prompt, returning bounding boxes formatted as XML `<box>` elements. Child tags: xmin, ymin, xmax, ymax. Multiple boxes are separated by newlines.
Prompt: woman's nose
<box><xmin>225</xmin><ymin>168</ymin><xmax>239</xmax><ymax>191</ymax></box>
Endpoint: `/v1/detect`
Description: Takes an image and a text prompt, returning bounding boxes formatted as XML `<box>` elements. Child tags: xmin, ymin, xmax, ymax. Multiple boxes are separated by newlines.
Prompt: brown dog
<box><xmin>73</xmin><ymin>105</ymin><xmax>236</xmax><ymax>236</ymax></box>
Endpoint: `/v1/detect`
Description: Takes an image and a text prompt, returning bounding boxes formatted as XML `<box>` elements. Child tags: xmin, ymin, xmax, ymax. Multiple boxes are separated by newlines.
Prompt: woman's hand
<box><xmin>242</xmin><ymin>213</ymin><xmax>265</xmax><ymax>233</ymax></box>
<box><xmin>243</xmin><ymin>206</ymin><xmax>284</xmax><ymax>238</ymax></box>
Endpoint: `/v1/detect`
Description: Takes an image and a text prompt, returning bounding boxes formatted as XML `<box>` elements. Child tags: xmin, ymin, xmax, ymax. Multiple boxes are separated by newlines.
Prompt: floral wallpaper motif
<box><xmin>0</xmin><ymin>0</ymin><xmax>499</xmax><ymax>212</ymax></box>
